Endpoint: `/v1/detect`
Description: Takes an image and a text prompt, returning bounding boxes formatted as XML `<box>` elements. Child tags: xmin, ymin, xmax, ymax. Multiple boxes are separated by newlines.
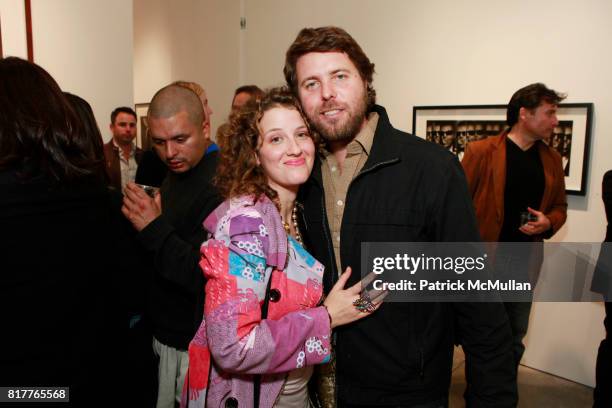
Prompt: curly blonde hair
<box><xmin>215</xmin><ymin>86</ymin><xmax>319</xmax><ymax>202</ymax></box>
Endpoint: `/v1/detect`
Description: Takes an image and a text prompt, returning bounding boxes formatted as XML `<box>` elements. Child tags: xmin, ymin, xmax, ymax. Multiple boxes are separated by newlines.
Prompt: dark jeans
<box><xmin>503</xmin><ymin>301</ymin><xmax>533</xmax><ymax>366</ymax></box>
<box><xmin>594</xmin><ymin>301</ymin><xmax>612</xmax><ymax>407</ymax></box>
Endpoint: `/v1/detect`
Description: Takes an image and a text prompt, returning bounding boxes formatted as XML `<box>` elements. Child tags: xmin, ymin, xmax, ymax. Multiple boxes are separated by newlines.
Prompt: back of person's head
<box><xmin>110</xmin><ymin>106</ymin><xmax>136</xmax><ymax>124</ymax></box>
<box><xmin>506</xmin><ymin>83</ymin><xmax>566</xmax><ymax>128</ymax></box>
<box><xmin>232</xmin><ymin>85</ymin><xmax>264</xmax><ymax>108</ymax></box>
<box><xmin>284</xmin><ymin>26</ymin><xmax>376</xmax><ymax>108</ymax></box>
<box><xmin>234</xmin><ymin>85</ymin><xmax>264</xmax><ymax>99</ymax></box>
<box><xmin>65</xmin><ymin>92</ymin><xmax>108</xmax><ymax>184</ymax></box>
<box><xmin>215</xmin><ymin>86</ymin><xmax>318</xmax><ymax>202</ymax></box>
<box><xmin>149</xmin><ymin>84</ymin><xmax>204</xmax><ymax>127</ymax></box>
<box><xmin>0</xmin><ymin>57</ymin><xmax>97</xmax><ymax>183</ymax></box>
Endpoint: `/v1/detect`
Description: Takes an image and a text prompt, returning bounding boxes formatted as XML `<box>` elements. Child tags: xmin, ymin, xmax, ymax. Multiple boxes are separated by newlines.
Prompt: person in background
<box><xmin>231</xmin><ymin>84</ymin><xmax>265</xmax><ymax>110</ymax></box>
<box><xmin>136</xmin><ymin>80</ymin><xmax>217</xmax><ymax>188</ymax></box>
<box><xmin>65</xmin><ymin>91</ymin><xmax>157</xmax><ymax>405</ymax></box>
<box><xmin>592</xmin><ymin>170</ymin><xmax>612</xmax><ymax>407</ymax></box>
<box><xmin>173</xmin><ymin>80</ymin><xmax>215</xmax><ymax>124</ymax></box>
<box><xmin>216</xmin><ymin>84</ymin><xmax>264</xmax><ymax>147</ymax></box>
<box><xmin>0</xmin><ymin>56</ymin><xmax>132</xmax><ymax>405</ymax></box>
<box><xmin>462</xmin><ymin>83</ymin><xmax>568</xmax><ymax>372</ymax></box>
<box><xmin>122</xmin><ymin>84</ymin><xmax>222</xmax><ymax>408</ymax></box>
<box><xmin>104</xmin><ymin>106</ymin><xmax>143</xmax><ymax>192</ymax></box>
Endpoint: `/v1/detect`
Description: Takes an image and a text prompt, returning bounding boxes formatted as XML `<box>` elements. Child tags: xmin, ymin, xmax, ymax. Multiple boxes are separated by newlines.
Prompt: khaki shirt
<box><xmin>321</xmin><ymin>112</ymin><xmax>379</xmax><ymax>275</ymax></box>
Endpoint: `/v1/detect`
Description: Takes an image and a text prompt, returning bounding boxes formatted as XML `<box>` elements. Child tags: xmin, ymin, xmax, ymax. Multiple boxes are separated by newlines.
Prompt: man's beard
<box><xmin>308</xmin><ymin>92</ymin><xmax>368</xmax><ymax>144</ymax></box>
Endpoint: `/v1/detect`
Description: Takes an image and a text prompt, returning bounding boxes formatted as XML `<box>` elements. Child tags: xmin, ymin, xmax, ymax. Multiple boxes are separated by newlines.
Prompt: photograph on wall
<box><xmin>135</xmin><ymin>103</ymin><xmax>150</xmax><ymax>150</ymax></box>
<box><xmin>425</xmin><ymin>119</ymin><xmax>506</xmax><ymax>161</ymax></box>
<box><xmin>413</xmin><ymin>104</ymin><xmax>593</xmax><ymax>195</ymax></box>
<box><xmin>548</xmin><ymin>121</ymin><xmax>573</xmax><ymax>176</ymax></box>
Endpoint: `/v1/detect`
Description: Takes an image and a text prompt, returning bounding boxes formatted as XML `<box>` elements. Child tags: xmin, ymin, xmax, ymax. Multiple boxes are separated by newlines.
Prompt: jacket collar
<box><xmin>204</xmin><ymin>195</ymin><xmax>287</xmax><ymax>269</ymax></box>
<box><xmin>490</xmin><ymin>130</ymin><xmax>557</xmax><ymax>216</ymax></box>
<box><xmin>490</xmin><ymin>132</ymin><xmax>507</xmax><ymax>221</ymax></box>
<box><xmin>360</xmin><ymin>105</ymin><xmax>401</xmax><ymax>173</ymax></box>
<box><xmin>310</xmin><ymin>104</ymin><xmax>400</xmax><ymax>188</ymax></box>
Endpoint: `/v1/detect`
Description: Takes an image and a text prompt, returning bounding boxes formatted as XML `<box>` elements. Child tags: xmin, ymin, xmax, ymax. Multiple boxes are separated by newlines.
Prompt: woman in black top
<box><xmin>0</xmin><ymin>57</ymin><xmax>141</xmax><ymax>405</ymax></box>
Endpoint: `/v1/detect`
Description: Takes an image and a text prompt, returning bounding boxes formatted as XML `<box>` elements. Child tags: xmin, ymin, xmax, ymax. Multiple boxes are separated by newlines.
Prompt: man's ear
<box><xmin>202</xmin><ymin>120</ymin><xmax>211</xmax><ymax>141</ymax></box>
<box><xmin>519</xmin><ymin>107</ymin><xmax>530</xmax><ymax>122</ymax></box>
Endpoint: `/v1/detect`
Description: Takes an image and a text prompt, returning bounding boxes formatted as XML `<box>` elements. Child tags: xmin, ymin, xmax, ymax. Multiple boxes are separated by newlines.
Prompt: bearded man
<box><xmin>286</xmin><ymin>26</ymin><xmax>517</xmax><ymax>408</ymax></box>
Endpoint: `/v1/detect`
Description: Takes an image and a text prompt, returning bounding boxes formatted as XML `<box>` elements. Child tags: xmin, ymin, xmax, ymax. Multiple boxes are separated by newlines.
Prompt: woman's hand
<box><xmin>323</xmin><ymin>267</ymin><xmax>385</xmax><ymax>329</ymax></box>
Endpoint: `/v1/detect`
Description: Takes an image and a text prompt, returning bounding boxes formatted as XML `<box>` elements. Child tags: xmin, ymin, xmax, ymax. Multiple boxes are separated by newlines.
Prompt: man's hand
<box><xmin>122</xmin><ymin>182</ymin><xmax>162</xmax><ymax>231</ymax></box>
<box><xmin>519</xmin><ymin>207</ymin><xmax>551</xmax><ymax>236</ymax></box>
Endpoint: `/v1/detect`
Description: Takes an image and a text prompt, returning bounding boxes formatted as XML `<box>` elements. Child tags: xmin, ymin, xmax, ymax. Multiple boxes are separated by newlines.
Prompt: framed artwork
<box><xmin>0</xmin><ymin>15</ymin><xmax>3</xmax><ymax>57</ymax></box>
<box><xmin>135</xmin><ymin>103</ymin><xmax>150</xmax><ymax>150</ymax></box>
<box><xmin>0</xmin><ymin>0</ymin><xmax>34</xmax><ymax>60</ymax></box>
<box><xmin>412</xmin><ymin>103</ymin><xmax>593</xmax><ymax>196</ymax></box>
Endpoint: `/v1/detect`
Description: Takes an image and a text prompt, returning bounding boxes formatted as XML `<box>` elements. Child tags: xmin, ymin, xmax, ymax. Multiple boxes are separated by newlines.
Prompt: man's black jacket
<box><xmin>298</xmin><ymin>105</ymin><xmax>517</xmax><ymax>407</ymax></box>
<box><xmin>139</xmin><ymin>151</ymin><xmax>222</xmax><ymax>350</ymax></box>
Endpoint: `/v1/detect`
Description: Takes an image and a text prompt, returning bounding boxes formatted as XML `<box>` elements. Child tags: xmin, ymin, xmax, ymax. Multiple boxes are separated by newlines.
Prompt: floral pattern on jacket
<box><xmin>183</xmin><ymin>195</ymin><xmax>331</xmax><ymax>408</ymax></box>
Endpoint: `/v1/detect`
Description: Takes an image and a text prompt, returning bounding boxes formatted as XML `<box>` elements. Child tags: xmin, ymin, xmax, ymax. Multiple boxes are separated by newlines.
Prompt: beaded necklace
<box><xmin>282</xmin><ymin>205</ymin><xmax>303</xmax><ymax>245</ymax></box>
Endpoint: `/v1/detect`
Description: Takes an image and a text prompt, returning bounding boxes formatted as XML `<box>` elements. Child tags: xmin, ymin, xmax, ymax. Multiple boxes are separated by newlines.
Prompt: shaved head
<box><xmin>172</xmin><ymin>80</ymin><xmax>212</xmax><ymax>124</ymax></box>
<box><xmin>148</xmin><ymin>84</ymin><xmax>204</xmax><ymax>127</ymax></box>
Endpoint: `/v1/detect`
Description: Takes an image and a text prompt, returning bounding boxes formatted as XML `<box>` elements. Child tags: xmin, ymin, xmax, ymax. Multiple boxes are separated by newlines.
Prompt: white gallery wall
<box><xmin>0</xmin><ymin>0</ymin><xmax>29</xmax><ymax>58</ymax></box>
<box><xmin>27</xmin><ymin>0</ymin><xmax>133</xmax><ymax>142</ymax></box>
<box><xmin>133</xmin><ymin>0</ymin><xmax>240</xmax><ymax>137</ymax></box>
<box><xmin>133</xmin><ymin>0</ymin><xmax>611</xmax><ymax>387</ymax></box>
<box><xmin>1</xmin><ymin>1</ymin><xmax>132</xmax><ymax>142</ymax></box>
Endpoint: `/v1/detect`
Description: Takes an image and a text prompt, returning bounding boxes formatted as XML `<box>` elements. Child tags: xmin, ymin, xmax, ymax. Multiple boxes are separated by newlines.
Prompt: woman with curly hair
<box><xmin>183</xmin><ymin>87</ymin><xmax>379</xmax><ymax>407</ymax></box>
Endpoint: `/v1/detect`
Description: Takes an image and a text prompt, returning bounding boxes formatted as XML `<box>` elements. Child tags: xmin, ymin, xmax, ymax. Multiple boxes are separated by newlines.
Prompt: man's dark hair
<box><xmin>0</xmin><ymin>57</ymin><xmax>97</xmax><ymax>183</ymax></box>
<box><xmin>110</xmin><ymin>106</ymin><xmax>136</xmax><ymax>124</ymax></box>
<box><xmin>234</xmin><ymin>85</ymin><xmax>264</xmax><ymax>99</ymax></box>
<box><xmin>507</xmin><ymin>83</ymin><xmax>566</xmax><ymax>127</ymax></box>
<box><xmin>284</xmin><ymin>26</ymin><xmax>376</xmax><ymax>109</ymax></box>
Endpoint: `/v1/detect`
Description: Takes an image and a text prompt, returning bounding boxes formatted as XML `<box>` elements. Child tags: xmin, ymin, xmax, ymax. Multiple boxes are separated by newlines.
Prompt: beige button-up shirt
<box><xmin>320</xmin><ymin>112</ymin><xmax>379</xmax><ymax>275</ymax></box>
<box><xmin>113</xmin><ymin>139</ymin><xmax>138</xmax><ymax>192</ymax></box>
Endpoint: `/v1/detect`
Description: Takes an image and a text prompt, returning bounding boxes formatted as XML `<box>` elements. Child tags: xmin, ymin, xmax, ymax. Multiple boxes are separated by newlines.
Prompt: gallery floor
<box><xmin>450</xmin><ymin>347</ymin><xmax>593</xmax><ymax>407</ymax></box>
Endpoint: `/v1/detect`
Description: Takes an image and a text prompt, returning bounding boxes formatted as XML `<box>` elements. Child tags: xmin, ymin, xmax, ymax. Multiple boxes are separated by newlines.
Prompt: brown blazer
<box><xmin>461</xmin><ymin>131</ymin><xmax>567</xmax><ymax>242</ymax></box>
<box><xmin>103</xmin><ymin>140</ymin><xmax>143</xmax><ymax>192</ymax></box>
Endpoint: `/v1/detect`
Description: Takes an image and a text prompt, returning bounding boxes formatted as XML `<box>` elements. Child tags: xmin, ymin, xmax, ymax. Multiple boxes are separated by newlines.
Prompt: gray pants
<box><xmin>152</xmin><ymin>337</ymin><xmax>189</xmax><ymax>408</ymax></box>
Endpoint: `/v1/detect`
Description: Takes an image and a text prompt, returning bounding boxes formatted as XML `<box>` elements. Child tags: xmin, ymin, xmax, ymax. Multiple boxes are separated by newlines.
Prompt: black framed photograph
<box><xmin>135</xmin><ymin>103</ymin><xmax>150</xmax><ymax>150</ymax></box>
<box><xmin>412</xmin><ymin>103</ymin><xmax>593</xmax><ymax>196</ymax></box>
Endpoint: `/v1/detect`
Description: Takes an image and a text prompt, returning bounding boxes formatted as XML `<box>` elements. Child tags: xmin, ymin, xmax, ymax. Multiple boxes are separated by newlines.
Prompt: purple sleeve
<box><xmin>203</xmin><ymin>209</ymin><xmax>331</xmax><ymax>375</ymax></box>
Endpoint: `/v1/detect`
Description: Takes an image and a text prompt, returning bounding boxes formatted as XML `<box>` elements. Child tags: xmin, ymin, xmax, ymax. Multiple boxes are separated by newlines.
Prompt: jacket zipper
<box><xmin>354</xmin><ymin>158</ymin><xmax>399</xmax><ymax>182</ymax></box>
<box><xmin>317</xmin><ymin>191</ymin><xmax>339</xmax><ymax>289</ymax></box>
<box><xmin>331</xmin><ymin>157</ymin><xmax>400</xmax><ymax>405</ymax></box>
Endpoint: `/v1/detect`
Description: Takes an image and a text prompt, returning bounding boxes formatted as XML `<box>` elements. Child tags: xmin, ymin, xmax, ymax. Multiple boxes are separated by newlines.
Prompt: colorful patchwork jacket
<box><xmin>183</xmin><ymin>195</ymin><xmax>331</xmax><ymax>408</ymax></box>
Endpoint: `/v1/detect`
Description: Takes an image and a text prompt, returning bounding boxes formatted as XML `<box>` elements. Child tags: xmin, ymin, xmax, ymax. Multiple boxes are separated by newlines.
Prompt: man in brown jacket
<box><xmin>462</xmin><ymin>83</ymin><xmax>568</xmax><ymax>368</ymax></box>
<box><xmin>104</xmin><ymin>106</ymin><xmax>143</xmax><ymax>192</ymax></box>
